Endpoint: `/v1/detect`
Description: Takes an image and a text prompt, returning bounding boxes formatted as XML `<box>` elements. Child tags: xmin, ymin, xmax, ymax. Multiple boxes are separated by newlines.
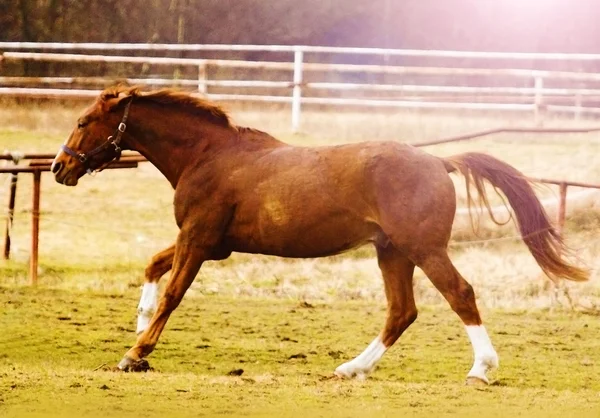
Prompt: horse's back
<box><xmin>219</xmin><ymin>140</ymin><xmax>454</xmax><ymax>258</ymax></box>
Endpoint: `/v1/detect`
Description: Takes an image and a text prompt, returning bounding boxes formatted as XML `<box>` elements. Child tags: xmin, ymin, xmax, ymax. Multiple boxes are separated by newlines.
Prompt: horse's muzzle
<box><xmin>52</xmin><ymin>164</ymin><xmax>80</xmax><ymax>186</ymax></box>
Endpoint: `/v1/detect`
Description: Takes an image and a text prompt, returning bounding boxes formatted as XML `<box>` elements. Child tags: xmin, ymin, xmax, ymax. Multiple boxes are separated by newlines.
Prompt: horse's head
<box><xmin>52</xmin><ymin>90</ymin><xmax>133</xmax><ymax>186</ymax></box>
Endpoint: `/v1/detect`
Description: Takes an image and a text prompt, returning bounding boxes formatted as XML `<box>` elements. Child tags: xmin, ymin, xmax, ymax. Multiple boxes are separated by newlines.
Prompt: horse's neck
<box><xmin>126</xmin><ymin>111</ymin><xmax>237</xmax><ymax>188</ymax></box>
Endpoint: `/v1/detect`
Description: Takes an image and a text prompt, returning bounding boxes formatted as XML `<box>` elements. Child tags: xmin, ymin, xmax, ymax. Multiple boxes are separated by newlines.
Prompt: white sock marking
<box><xmin>136</xmin><ymin>282</ymin><xmax>158</xmax><ymax>334</ymax></box>
<box><xmin>335</xmin><ymin>336</ymin><xmax>387</xmax><ymax>380</ymax></box>
<box><xmin>465</xmin><ymin>325</ymin><xmax>499</xmax><ymax>383</ymax></box>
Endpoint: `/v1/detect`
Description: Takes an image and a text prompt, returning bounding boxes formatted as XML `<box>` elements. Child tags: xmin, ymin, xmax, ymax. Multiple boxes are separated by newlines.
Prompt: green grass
<box><xmin>2</xmin><ymin>285</ymin><xmax>600</xmax><ymax>418</ymax></box>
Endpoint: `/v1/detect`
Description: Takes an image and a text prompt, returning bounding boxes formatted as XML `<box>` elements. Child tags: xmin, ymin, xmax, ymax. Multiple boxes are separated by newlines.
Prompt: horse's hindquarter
<box><xmin>366</xmin><ymin>143</ymin><xmax>456</xmax><ymax>252</ymax></box>
<box><xmin>222</xmin><ymin>142</ymin><xmax>450</xmax><ymax>258</ymax></box>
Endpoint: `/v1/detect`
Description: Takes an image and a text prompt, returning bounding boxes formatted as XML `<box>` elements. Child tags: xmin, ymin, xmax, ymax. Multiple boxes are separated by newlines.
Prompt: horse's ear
<box><xmin>100</xmin><ymin>95</ymin><xmax>130</xmax><ymax>113</ymax></box>
<box><xmin>99</xmin><ymin>85</ymin><xmax>139</xmax><ymax>113</ymax></box>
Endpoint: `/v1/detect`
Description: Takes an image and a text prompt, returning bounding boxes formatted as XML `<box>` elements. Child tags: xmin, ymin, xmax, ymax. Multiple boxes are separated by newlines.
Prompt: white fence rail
<box><xmin>3</xmin><ymin>45</ymin><xmax>600</xmax><ymax>130</ymax></box>
<box><xmin>4</xmin><ymin>42</ymin><xmax>600</xmax><ymax>61</ymax></box>
<box><xmin>5</xmin><ymin>76</ymin><xmax>600</xmax><ymax>98</ymax></box>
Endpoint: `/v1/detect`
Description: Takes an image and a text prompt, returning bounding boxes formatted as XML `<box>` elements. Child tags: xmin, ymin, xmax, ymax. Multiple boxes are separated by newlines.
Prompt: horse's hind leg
<box><xmin>136</xmin><ymin>244</ymin><xmax>175</xmax><ymax>334</ymax></box>
<box><xmin>335</xmin><ymin>242</ymin><xmax>417</xmax><ymax>379</ymax></box>
<box><xmin>416</xmin><ymin>249</ymin><xmax>498</xmax><ymax>384</ymax></box>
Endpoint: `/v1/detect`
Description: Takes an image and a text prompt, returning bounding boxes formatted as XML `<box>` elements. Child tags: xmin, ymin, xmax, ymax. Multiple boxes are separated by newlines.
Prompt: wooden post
<box><xmin>3</xmin><ymin>173</ymin><xmax>18</xmax><ymax>259</ymax></box>
<box><xmin>557</xmin><ymin>182</ymin><xmax>567</xmax><ymax>237</ymax></box>
<box><xmin>30</xmin><ymin>170</ymin><xmax>41</xmax><ymax>285</ymax></box>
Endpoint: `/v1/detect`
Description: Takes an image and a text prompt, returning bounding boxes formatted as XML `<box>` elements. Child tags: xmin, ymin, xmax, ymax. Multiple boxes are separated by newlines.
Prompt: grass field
<box><xmin>1</xmin><ymin>102</ymin><xmax>599</xmax><ymax>416</ymax></box>
<box><xmin>2</xmin><ymin>286</ymin><xmax>600</xmax><ymax>418</ymax></box>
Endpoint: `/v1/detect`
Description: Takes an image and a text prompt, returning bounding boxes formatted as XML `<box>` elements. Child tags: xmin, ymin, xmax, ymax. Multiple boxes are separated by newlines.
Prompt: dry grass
<box><xmin>0</xmin><ymin>101</ymin><xmax>599</xmax><ymax>310</ymax></box>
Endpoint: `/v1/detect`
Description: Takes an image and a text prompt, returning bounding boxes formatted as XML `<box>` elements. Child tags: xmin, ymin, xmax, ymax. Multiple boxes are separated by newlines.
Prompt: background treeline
<box><xmin>4</xmin><ymin>0</ymin><xmax>600</xmax><ymax>53</ymax></box>
<box><xmin>2</xmin><ymin>0</ymin><xmax>600</xmax><ymax>78</ymax></box>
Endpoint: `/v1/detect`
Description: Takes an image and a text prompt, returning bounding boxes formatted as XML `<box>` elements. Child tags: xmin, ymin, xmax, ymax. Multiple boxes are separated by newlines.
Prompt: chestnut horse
<box><xmin>51</xmin><ymin>86</ymin><xmax>587</xmax><ymax>384</ymax></box>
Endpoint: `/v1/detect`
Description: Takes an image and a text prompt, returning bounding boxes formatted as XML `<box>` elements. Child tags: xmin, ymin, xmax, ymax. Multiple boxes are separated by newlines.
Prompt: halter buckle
<box><xmin>118</xmin><ymin>122</ymin><xmax>126</xmax><ymax>133</ymax></box>
<box><xmin>78</xmin><ymin>154</ymin><xmax>87</xmax><ymax>163</ymax></box>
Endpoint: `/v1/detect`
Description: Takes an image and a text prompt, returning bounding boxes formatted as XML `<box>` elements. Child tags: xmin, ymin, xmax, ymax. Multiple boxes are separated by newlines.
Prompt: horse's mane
<box><xmin>100</xmin><ymin>85</ymin><xmax>233</xmax><ymax>128</ymax></box>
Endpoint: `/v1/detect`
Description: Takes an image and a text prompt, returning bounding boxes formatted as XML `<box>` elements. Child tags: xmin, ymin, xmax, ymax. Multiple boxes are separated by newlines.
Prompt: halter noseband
<box><xmin>61</xmin><ymin>98</ymin><xmax>133</xmax><ymax>174</ymax></box>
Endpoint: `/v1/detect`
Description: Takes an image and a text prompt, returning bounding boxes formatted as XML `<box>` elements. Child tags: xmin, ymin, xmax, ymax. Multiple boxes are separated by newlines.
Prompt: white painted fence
<box><xmin>4</xmin><ymin>42</ymin><xmax>600</xmax><ymax>61</ymax></box>
<box><xmin>2</xmin><ymin>44</ymin><xmax>600</xmax><ymax>130</ymax></box>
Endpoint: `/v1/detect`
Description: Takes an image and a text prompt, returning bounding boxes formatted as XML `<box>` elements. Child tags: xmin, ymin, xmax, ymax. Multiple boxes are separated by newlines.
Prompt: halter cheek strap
<box><xmin>61</xmin><ymin>98</ymin><xmax>132</xmax><ymax>174</ymax></box>
<box><xmin>60</xmin><ymin>144</ymin><xmax>89</xmax><ymax>163</ymax></box>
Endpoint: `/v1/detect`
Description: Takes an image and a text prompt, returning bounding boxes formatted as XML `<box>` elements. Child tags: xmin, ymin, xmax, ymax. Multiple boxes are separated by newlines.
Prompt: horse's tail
<box><xmin>442</xmin><ymin>152</ymin><xmax>588</xmax><ymax>282</ymax></box>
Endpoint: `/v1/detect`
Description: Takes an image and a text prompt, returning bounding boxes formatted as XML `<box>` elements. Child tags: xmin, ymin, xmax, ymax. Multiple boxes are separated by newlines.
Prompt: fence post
<box><xmin>291</xmin><ymin>48</ymin><xmax>304</xmax><ymax>133</ymax></box>
<box><xmin>3</xmin><ymin>173</ymin><xmax>18</xmax><ymax>259</ymax></box>
<box><xmin>533</xmin><ymin>77</ymin><xmax>544</xmax><ymax>126</ymax></box>
<box><xmin>30</xmin><ymin>170</ymin><xmax>41</xmax><ymax>285</ymax></box>
<box><xmin>197</xmin><ymin>61</ymin><xmax>207</xmax><ymax>94</ymax></box>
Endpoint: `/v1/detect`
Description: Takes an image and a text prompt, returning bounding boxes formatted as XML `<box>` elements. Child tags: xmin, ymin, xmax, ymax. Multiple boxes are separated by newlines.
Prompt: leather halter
<box><xmin>61</xmin><ymin>98</ymin><xmax>132</xmax><ymax>174</ymax></box>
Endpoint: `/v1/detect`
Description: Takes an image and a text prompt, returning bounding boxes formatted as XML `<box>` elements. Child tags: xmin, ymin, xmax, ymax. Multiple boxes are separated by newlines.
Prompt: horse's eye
<box><xmin>77</xmin><ymin>121</ymin><xmax>87</xmax><ymax>129</ymax></box>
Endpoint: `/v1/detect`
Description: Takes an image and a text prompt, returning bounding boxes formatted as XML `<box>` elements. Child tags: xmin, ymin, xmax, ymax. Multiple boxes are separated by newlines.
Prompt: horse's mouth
<box><xmin>54</xmin><ymin>171</ymin><xmax>79</xmax><ymax>187</ymax></box>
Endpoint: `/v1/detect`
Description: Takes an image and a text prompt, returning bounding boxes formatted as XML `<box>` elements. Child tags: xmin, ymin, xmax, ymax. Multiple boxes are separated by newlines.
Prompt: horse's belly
<box><xmin>225</xmin><ymin>214</ymin><xmax>380</xmax><ymax>258</ymax></box>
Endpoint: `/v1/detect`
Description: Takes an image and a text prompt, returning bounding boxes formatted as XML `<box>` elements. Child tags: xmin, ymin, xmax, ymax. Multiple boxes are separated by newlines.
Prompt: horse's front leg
<box><xmin>118</xmin><ymin>230</ymin><xmax>208</xmax><ymax>371</ymax></box>
<box><xmin>136</xmin><ymin>244</ymin><xmax>175</xmax><ymax>334</ymax></box>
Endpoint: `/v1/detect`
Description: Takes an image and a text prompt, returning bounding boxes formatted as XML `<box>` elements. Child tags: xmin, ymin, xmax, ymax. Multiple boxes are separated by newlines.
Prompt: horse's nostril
<box><xmin>51</xmin><ymin>162</ymin><xmax>63</xmax><ymax>174</ymax></box>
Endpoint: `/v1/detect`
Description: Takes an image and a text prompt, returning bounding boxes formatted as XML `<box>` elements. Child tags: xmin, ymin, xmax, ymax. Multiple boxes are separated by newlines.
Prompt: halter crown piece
<box><xmin>61</xmin><ymin>97</ymin><xmax>133</xmax><ymax>174</ymax></box>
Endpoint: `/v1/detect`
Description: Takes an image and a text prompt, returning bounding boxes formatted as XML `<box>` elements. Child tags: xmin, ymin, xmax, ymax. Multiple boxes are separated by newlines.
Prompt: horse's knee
<box><xmin>382</xmin><ymin>308</ymin><xmax>418</xmax><ymax>346</ymax></box>
<box><xmin>145</xmin><ymin>247</ymin><xmax>175</xmax><ymax>281</ymax></box>
<box><xmin>145</xmin><ymin>258</ymin><xmax>168</xmax><ymax>281</ymax></box>
<box><xmin>144</xmin><ymin>263</ymin><xmax>160</xmax><ymax>281</ymax></box>
<box><xmin>405</xmin><ymin>308</ymin><xmax>418</xmax><ymax>326</ymax></box>
<box><xmin>145</xmin><ymin>266</ymin><xmax>169</xmax><ymax>283</ymax></box>
<box><xmin>392</xmin><ymin>307</ymin><xmax>418</xmax><ymax>328</ymax></box>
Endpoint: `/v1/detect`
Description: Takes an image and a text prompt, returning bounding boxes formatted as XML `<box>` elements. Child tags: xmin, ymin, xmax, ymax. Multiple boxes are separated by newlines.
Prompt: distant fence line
<box><xmin>4</xmin><ymin>42</ymin><xmax>600</xmax><ymax>61</ymax></box>
<box><xmin>3</xmin><ymin>45</ymin><xmax>600</xmax><ymax>130</ymax></box>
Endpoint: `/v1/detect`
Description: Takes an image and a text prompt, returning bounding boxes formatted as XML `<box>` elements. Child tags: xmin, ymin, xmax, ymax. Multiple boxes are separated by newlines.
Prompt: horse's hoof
<box><xmin>466</xmin><ymin>376</ymin><xmax>489</xmax><ymax>386</ymax></box>
<box><xmin>334</xmin><ymin>363</ymin><xmax>370</xmax><ymax>381</ymax></box>
<box><xmin>117</xmin><ymin>356</ymin><xmax>151</xmax><ymax>372</ymax></box>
